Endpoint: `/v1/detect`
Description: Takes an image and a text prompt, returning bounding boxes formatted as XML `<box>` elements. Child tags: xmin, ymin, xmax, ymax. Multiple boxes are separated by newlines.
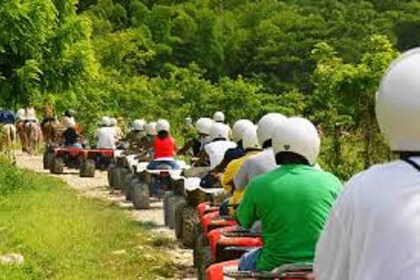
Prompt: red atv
<box><xmin>47</xmin><ymin>147</ymin><xmax>114</xmax><ymax>177</ymax></box>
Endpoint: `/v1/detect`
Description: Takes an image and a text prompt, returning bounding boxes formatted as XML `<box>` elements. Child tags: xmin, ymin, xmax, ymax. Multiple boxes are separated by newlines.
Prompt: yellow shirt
<box><xmin>221</xmin><ymin>150</ymin><xmax>260</xmax><ymax>213</ymax></box>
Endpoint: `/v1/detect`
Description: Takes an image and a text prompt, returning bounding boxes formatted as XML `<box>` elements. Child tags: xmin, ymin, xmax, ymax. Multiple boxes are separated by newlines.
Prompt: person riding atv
<box><xmin>233</xmin><ymin>113</ymin><xmax>287</xmax><ymax>192</ymax></box>
<box><xmin>220</xmin><ymin>125</ymin><xmax>262</xmax><ymax>216</ymax></box>
<box><xmin>178</xmin><ymin>117</ymin><xmax>213</xmax><ymax>158</ymax></box>
<box><xmin>95</xmin><ymin>116</ymin><xmax>117</xmax><ymax>150</ymax></box>
<box><xmin>62</xmin><ymin>118</ymin><xmax>83</xmax><ymax>149</ymax></box>
<box><xmin>236</xmin><ymin>117</ymin><xmax>342</xmax><ymax>272</ymax></box>
<box><xmin>146</xmin><ymin>119</ymin><xmax>179</xmax><ymax>170</ymax></box>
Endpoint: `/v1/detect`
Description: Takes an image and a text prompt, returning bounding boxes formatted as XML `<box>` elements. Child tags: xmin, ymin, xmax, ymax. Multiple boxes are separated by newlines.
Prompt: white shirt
<box><xmin>233</xmin><ymin>148</ymin><xmax>277</xmax><ymax>190</ymax></box>
<box><xmin>95</xmin><ymin>127</ymin><xmax>116</xmax><ymax>149</ymax></box>
<box><xmin>315</xmin><ymin>158</ymin><xmax>420</xmax><ymax>280</ymax></box>
<box><xmin>204</xmin><ymin>140</ymin><xmax>236</xmax><ymax>168</ymax></box>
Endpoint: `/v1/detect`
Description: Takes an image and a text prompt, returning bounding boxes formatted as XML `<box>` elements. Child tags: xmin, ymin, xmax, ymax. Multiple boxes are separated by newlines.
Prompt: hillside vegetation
<box><xmin>1</xmin><ymin>0</ymin><xmax>419</xmax><ymax>178</ymax></box>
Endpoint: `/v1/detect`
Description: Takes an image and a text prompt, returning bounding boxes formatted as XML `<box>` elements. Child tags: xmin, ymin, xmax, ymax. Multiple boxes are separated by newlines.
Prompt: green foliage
<box><xmin>1</xmin><ymin>0</ymin><xmax>419</xmax><ymax>179</ymax></box>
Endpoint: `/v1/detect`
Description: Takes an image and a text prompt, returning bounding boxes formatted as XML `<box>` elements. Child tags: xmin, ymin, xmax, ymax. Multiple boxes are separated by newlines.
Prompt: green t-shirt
<box><xmin>237</xmin><ymin>164</ymin><xmax>342</xmax><ymax>271</ymax></box>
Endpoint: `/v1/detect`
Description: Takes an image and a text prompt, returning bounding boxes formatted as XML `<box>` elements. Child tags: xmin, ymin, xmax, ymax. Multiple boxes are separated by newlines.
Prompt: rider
<box><xmin>125</xmin><ymin>119</ymin><xmax>146</xmax><ymax>153</ymax></box>
<box><xmin>178</xmin><ymin>117</ymin><xmax>213</xmax><ymax>158</ymax></box>
<box><xmin>196</xmin><ymin>122</ymin><xmax>236</xmax><ymax>168</ymax></box>
<box><xmin>62</xmin><ymin>118</ymin><xmax>82</xmax><ymax>148</ymax></box>
<box><xmin>236</xmin><ymin>117</ymin><xmax>342</xmax><ymax>272</ymax></box>
<box><xmin>234</xmin><ymin>113</ymin><xmax>287</xmax><ymax>190</ymax></box>
<box><xmin>220</xmin><ymin>125</ymin><xmax>262</xmax><ymax>215</ymax></box>
<box><xmin>95</xmin><ymin>116</ymin><xmax>117</xmax><ymax>150</ymax></box>
<box><xmin>147</xmin><ymin>119</ymin><xmax>179</xmax><ymax>170</ymax></box>
<box><xmin>212</xmin><ymin>119</ymin><xmax>251</xmax><ymax>173</ymax></box>
<box><xmin>315</xmin><ymin>48</ymin><xmax>420</xmax><ymax>279</ymax></box>
<box><xmin>136</xmin><ymin>121</ymin><xmax>157</xmax><ymax>161</ymax></box>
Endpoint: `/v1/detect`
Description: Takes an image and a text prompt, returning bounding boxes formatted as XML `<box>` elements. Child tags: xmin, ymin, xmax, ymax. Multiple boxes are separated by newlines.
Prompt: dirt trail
<box><xmin>15</xmin><ymin>152</ymin><xmax>195</xmax><ymax>279</ymax></box>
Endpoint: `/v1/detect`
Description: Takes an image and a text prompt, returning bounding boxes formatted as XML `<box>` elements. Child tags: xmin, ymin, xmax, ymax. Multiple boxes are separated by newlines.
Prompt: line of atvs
<box><xmin>105</xmin><ymin>151</ymin><xmax>315</xmax><ymax>280</ymax></box>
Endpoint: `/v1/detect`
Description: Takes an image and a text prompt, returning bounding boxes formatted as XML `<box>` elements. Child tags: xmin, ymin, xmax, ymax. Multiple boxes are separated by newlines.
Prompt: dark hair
<box><xmin>237</xmin><ymin>139</ymin><xmax>243</xmax><ymax>148</ymax></box>
<box><xmin>262</xmin><ymin>139</ymin><xmax>272</xmax><ymax>149</ymax></box>
<box><xmin>275</xmin><ymin>152</ymin><xmax>310</xmax><ymax>165</ymax></box>
<box><xmin>158</xmin><ymin>130</ymin><xmax>169</xmax><ymax>139</ymax></box>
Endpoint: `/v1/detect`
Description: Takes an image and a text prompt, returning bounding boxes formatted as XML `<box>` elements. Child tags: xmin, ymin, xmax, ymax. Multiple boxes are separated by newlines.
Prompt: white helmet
<box><xmin>376</xmin><ymin>48</ymin><xmax>420</xmax><ymax>151</ymax></box>
<box><xmin>209</xmin><ymin>122</ymin><xmax>230</xmax><ymax>141</ymax></box>
<box><xmin>232</xmin><ymin>119</ymin><xmax>254</xmax><ymax>143</ymax></box>
<box><xmin>101</xmin><ymin>116</ymin><xmax>111</xmax><ymax>127</ymax></box>
<box><xmin>242</xmin><ymin>126</ymin><xmax>260</xmax><ymax>150</ymax></box>
<box><xmin>213</xmin><ymin>111</ymin><xmax>225</xmax><ymax>123</ymax></box>
<box><xmin>110</xmin><ymin>118</ymin><xmax>117</xmax><ymax>126</ymax></box>
<box><xmin>273</xmin><ymin>117</ymin><xmax>320</xmax><ymax>165</ymax></box>
<box><xmin>67</xmin><ymin>118</ymin><xmax>76</xmax><ymax>129</ymax></box>
<box><xmin>195</xmin><ymin>118</ymin><xmax>214</xmax><ymax>135</ymax></box>
<box><xmin>156</xmin><ymin>119</ymin><xmax>170</xmax><ymax>132</ymax></box>
<box><xmin>257</xmin><ymin>113</ymin><xmax>287</xmax><ymax>147</ymax></box>
<box><xmin>146</xmin><ymin>122</ymin><xmax>157</xmax><ymax>136</ymax></box>
<box><xmin>132</xmin><ymin>119</ymin><xmax>146</xmax><ymax>131</ymax></box>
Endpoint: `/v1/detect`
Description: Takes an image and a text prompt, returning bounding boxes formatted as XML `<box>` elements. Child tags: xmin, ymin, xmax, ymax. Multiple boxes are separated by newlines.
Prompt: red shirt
<box><xmin>153</xmin><ymin>136</ymin><xmax>176</xmax><ymax>159</ymax></box>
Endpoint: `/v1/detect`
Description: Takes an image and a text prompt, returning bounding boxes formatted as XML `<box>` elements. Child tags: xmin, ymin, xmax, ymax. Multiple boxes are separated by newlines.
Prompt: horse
<box><xmin>41</xmin><ymin>104</ymin><xmax>59</xmax><ymax>146</ymax></box>
<box><xmin>0</xmin><ymin>124</ymin><xmax>17</xmax><ymax>152</ymax></box>
<box><xmin>25</xmin><ymin>122</ymin><xmax>43</xmax><ymax>155</ymax></box>
<box><xmin>41</xmin><ymin>119</ymin><xmax>59</xmax><ymax>146</ymax></box>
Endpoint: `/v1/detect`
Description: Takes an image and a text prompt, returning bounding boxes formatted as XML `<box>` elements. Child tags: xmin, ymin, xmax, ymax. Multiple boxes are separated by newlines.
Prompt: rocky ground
<box><xmin>15</xmin><ymin>152</ymin><xmax>195</xmax><ymax>279</ymax></box>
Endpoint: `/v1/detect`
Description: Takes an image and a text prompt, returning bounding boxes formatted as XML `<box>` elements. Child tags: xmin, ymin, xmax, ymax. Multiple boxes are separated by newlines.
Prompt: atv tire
<box><xmin>163</xmin><ymin>191</ymin><xmax>174</xmax><ymax>227</ymax></box>
<box><xmin>43</xmin><ymin>152</ymin><xmax>54</xmax><ymax>170</ymax></box>
<box><xmin>132</xmin><ymin>182</ymin><xmax>150</xmax><ymax>209</ymax></box>
<box><xmin>194</xmin><ymin>233</ymin><xmax>212</xmax><ymax>279</ymax></box>
<box><xmin>80</xmin><ymin>159</ymin><xmax>96</xmax><ymax>178</ymax></box>
<box><xmin>111</xmin><ymin>167</ymin><xmax>122</xmax><ymax>190</ymax></box>
<box><xmin>182</xmin><ymin>206</ymin><xmax>199</xmax><ymax>249</ymax></box>
<box><xmin>50</xmin><ymin>157</ymin><xmax>64</xmax><ymax>174</ymax></box>
<box><xmin>174</xmin><ymin>199</ymin><xmax>187</xmax><ymax>240</ymax></box>
<box><xmin>107</xmin><ymin>164</ymin><xmax>116</xmax><ymax>187</ymax></box>
<box><xmin>119</xmin><ymin>168</ymin><xmax>130</xmax><ymax>190</ymax></box>
<box><xmin>124</xmin><ymin>173</ymin><xmax>134</xmax><ymax>200</ymax></box>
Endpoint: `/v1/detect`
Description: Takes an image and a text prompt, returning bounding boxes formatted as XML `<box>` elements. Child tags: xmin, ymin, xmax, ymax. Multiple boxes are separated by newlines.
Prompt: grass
<box><xmin>0</xmin><ymin>158</ymin><xmax>175</xmax><ymax>280</ymax></box>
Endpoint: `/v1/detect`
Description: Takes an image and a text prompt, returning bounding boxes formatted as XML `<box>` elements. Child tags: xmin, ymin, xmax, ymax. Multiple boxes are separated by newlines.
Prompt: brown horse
<box><xmin>41</xmin><ymin>104</ymin><xmax>59</xmax><ymax>146</ymax></box>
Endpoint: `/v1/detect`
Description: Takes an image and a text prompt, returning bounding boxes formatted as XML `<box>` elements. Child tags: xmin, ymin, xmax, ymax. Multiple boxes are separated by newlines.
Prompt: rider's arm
<box><xmin>236</xmin><ymin>183</ymin><xmax>258</xmax><ymax>229</ymax></box>
<box><xmin>194</xmin><ymin>150</ymin><xmax>208</xmax><ymax>166</ymax></box>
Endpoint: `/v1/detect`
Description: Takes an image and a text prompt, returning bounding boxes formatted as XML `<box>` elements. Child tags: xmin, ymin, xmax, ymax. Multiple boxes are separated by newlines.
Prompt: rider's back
<box><xmin>96</xmin><ymin>127</ymin><xmax>116</xmax><ymax>149</ymax></box>
<box><xmin>316</xmin><ymin>158</ymin><xmax>420</xmax><ymax>280</ymax></box>
<box><xmin>238</xmin><ymin>164</ymin><xmax>341</xmax><ymax>271</ymax></box>
<box><xmin>204</xmin><ymin>140</ymin><xmax>237</xmax><ymax>168</ymax></box>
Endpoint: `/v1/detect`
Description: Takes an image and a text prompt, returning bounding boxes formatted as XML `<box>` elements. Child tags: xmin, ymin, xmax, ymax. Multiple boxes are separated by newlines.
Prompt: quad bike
<box><xmin>129</xmin><ymin>160</ymin><xmax>187</xmax><ymax>210</ymax></box>
<box><xmin>49</xmin><ymin>147</ymin><xmax>93</xmax><ymax>177</ymax></box>
<box><xmin>107</xmin><ymin>151</ymin><xmax>132</xmax><ymax>191</ymax></box>
<box><xmin>207</xmin><ymin>262</ymin><xmax>314</xmax><ymax>280</ymax></box>
<box><xmin>85</xmin><ymin>149</ymin><xmax>115</xmax><ymax>171</ymax></box>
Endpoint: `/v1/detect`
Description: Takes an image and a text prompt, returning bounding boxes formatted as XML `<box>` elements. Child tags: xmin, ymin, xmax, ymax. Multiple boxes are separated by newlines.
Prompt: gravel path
<box><xmin>15</xmin><ymin>152</ymin><xmax>195</xmax><ymax>279</ymax></box>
